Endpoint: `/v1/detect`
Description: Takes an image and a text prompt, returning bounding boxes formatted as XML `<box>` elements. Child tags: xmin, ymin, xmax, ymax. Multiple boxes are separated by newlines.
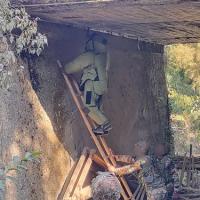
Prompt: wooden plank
<box><xmin>180</xmin><ymin>153</ymin><xmax>187</xmax><ymax>185</ymax></box>
<box><xmin>18</xmin><ymin>0</ymin><xmax>115</xmax><ymax>8</ymax></box>
<box><xmin>191</xmin><ymin>156</ymin><xmax>195</xmax><ymax>185</ymax></box>
<box><xmin>99</xmin><ymin>137</ymin><xmax>133</xmax><ymax>199</ymax></box>
<box><xmin>80</xmin><ymin>186</ymin><xmax>92</xmax><ymax>199</ymax></box>
<box><xmin>57</xmin><ymin>161</ymin><xmax>79</xmax><ymax>200</ymax></box>
<box><xmin>63</xmin><ymin>148</ymin><xmax>88</xmax><ymax>199</ymax></box>
<box><xmin>120</xmin><ymin>177</ymin><xmax>133</xmax><ymax>199</ymax></box>
<box><xmin>187</xmin><ymin>144</ymin><xmax>193</xmax><ymax>186</ymax></box>
<box><xmin>99</xmin><ymin>137</ymin><xmax>116</xmax><ymax>165</ymax></box>
<box><xmin>73</xmin><ymin>151</ymin><xmax>94</xmax><ymax>196</ymax></box>
<box><xmin>92</xmin><ymin>154</ymin><xmax>107</xmax><ymax>169</ymax></box>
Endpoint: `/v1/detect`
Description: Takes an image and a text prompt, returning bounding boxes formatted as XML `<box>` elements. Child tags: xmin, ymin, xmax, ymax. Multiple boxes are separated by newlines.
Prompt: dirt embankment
<box><xmin>0</xmin><ymin>56</ymin><xmax>72</xmax><ymax>199</ymax></box>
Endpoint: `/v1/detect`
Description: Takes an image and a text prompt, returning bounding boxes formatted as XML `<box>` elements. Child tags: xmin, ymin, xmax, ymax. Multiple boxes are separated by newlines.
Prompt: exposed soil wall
<box><xmin>0</xmin><ymin>22</ymin><xmax>169</xmax><ymax>199</ymax></box>
<box><xmin>0</xmin><ymin>60</ymin><xmax>71</xmax><ymax>200</ymax></box>
<box><xmin>35</xmin><ymin>22</ymin><xmax>169</xmax><ymax>155</ymax></box>
<box><xmin>28</xmin><ymin>22</ymin><xmax>169</xmax><ymax>156</ymax></box>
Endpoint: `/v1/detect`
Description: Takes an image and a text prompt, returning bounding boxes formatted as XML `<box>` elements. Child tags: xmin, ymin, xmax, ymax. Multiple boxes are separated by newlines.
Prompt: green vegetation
<box><xmin>0</xmin><ymin>151</ymin><xmax>41</xmax><ymax>199</ymax></box>
<box><xmin>0</xmin><ymin>0</ymin><xmax>47</xmax><ymax>89</ymax></box>
<box><xmin>166</xmin><ymin>44</ymin><xmax>200</xmax><ymax>154</ymax></box>
<box><xmin>0</xmin><ymin>0</ymin><xmax>47</xmax><ymax>56</ymax></box>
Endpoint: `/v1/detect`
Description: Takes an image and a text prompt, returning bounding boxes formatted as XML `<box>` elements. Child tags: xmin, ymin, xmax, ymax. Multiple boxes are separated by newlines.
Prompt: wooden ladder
<box><xmin>58</xmin><ymin>147</ymin><xmax>107</xmax><ymax>200</ymax></box>
<box><xmin>57</xmin><ymin>60</ymin><xmax>134</xmax><ymax>200</ymax></box>
<box><xmin>60</xmin><ymin>148</ymin><xmax>93</xmax><ymax>200</ymax></box>
<box><xmin>57</xmin><ymin>147</ymin><xmax>146</xmax><ymax>200</ymax></box>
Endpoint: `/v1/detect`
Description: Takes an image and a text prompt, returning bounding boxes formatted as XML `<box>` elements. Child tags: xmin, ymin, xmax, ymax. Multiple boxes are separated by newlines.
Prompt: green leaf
<box><xmin>23</xmin><ymin>152</ymin><xmax>32</xmax><ymax>161</ymax></box>
<box><xmin>31</xmin><ymin>151</ymin><xmax>41</xmax><ymax>158</ymax></box>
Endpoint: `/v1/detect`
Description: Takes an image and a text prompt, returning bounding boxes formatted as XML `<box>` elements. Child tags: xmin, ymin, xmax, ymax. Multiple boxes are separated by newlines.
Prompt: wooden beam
<box><xmin>63</xmin><ymin>148</ymin><xmax>88</xmax><ymax>199</ymax></box>
<box><xmin>73</xmin><ymin>151</ymin><xmax>94</xmax><ymax>196</ymax></box>
<box><xmin>180</xmin><ymin>153</ymin><xmax>187</xmax><ymax>185</ymax></box>
<box><xmin>99</xmin><ymin>137</ymin><xmax>134</xmax><ymax>199</ymax></box>
<box><xmin>92</xmin><ymin>154</ymin><xmax>107</xmax><ymax>169</ymax></box>
<box><xmin>57</xmin><ymin>161</ymin><xmax>79</xmax><ymax>200</ymax></box>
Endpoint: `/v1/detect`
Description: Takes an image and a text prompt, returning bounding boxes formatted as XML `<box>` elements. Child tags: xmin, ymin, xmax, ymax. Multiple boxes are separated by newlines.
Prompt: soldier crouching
<box><xmin>64</xmin><ymin>33</ymin><xmax>112</xmax><ymax>136</ymax></box>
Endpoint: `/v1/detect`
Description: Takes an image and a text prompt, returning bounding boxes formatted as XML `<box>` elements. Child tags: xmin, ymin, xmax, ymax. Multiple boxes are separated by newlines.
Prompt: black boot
<box><xmin>93</xmin><ymin>121</ymin><xmax>112</xmax><ymax>136</ymax></box>
<box><xmin>103</xmin><ymin>121</ymin><xmax>112</xmax><ymax>132</ymax></box>
<box><xmin>93</xmin><ymin>125</ymin><xmax>106</xmax><ymax>135</ymax></box>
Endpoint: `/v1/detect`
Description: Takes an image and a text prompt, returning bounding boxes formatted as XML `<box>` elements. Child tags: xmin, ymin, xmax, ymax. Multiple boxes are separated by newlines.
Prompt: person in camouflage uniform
<box><xmin>64</xmin><ymin>34</ymin><xmax>112</xmax><ymax>136</ymax></box>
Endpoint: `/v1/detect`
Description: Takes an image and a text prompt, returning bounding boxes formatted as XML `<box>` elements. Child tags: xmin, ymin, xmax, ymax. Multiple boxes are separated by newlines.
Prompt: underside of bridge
<box><xmin>12</xmin><ymin>0</ymin><xmax>200</xmax><ymax>45</ymax></box>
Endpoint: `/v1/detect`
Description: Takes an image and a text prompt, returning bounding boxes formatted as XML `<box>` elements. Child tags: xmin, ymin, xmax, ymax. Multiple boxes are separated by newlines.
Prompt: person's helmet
<box><xmin>85</xmin><ymin>33</ymin><xmax>107</xmax><ymax>53</ymax></box>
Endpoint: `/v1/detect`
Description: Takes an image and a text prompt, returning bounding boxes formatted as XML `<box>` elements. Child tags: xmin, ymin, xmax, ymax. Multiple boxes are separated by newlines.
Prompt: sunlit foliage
<box><xmin>0</xmin><ymin>0</ymin><xmax>47</xmax><ymax>56</ymax></box>
<box><xmin>0</xmin><ymin>0</ymin><xmax>47</xmax><ymax>89</ymax></box>
<box><xmin>167</xmin><ymin>44</ymin><xmax>200</xmax><ymax>92</ymax></box>
<box><xmin>166</xmin><ymin>44</ymin><xmax>200</xmax><ymax>154</ymax></box>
